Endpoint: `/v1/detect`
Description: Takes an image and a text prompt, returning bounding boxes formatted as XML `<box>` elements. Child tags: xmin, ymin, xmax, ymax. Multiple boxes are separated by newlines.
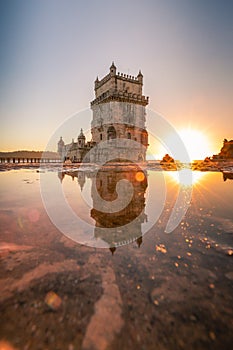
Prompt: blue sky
<box><xmin>0</xmin><ymin>0</ymin><xmax>233</xmax><ymax>154</ymax></box>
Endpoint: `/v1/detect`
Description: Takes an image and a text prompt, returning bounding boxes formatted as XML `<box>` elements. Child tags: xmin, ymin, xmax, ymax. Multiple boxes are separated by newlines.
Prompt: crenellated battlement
<box><xmin>95</xmin><ymin>71</ymin><xmax>141</xmax><ymax>89</ymax></box>
<box><xmin>94</xmin><ymin>62</ymin><xmax>145</xmax><ymax>101</ymax></box>
<box><xmin>117</xmin><ymin>71</ymin><xmax>140</xmax><ymax>81</ymax></box>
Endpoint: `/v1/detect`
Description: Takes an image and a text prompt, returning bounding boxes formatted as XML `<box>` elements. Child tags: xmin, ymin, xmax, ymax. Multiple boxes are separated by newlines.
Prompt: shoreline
<box><xmin>0</xmin><ymin>160</ymin><xmax>232</xmax><ymax>172</ymax></box>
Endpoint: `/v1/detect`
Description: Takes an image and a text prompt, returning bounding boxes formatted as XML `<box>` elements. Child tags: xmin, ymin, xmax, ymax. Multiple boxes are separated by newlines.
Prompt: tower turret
<box><xmin>95</xmin><ymin>76</ymin><xmax>99</xmax><ymax>90</ymax></box>
<box><xmin>77</xmin><ymin>171</ymin><xmax>86</xmax><ymax>191</ymax></box>
<box><xmin>77</xmin><ymin>128</ymin><xmax>86</xmax><ymax>148</ymax></box>
<box><xmin>57</xmin><ymin>136</ymin><xmax>65</xmax><ymax>156</ymax></box>
<box><xmin>110</xmin><ymin>61</ymin><xmax>116</xmax><ymax>76</ymax></box>
<box><xmin>137</xmin><ymin>70</ymin><xmax>143</xmax><ymax>84</ymax></box>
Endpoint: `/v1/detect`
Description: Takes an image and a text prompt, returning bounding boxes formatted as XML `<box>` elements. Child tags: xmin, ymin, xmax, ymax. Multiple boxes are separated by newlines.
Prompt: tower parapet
<box><xmin>93</xmin><ymin>63</ymin><xmax>148</xmax><ymax>103</ymax></box>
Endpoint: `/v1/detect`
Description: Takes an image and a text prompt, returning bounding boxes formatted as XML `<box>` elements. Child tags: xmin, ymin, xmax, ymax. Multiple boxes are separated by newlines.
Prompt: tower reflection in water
<box><xmin>61</xmin><ymin>164</ymin><xmax>148</xmax><ymax>252</ymax></box>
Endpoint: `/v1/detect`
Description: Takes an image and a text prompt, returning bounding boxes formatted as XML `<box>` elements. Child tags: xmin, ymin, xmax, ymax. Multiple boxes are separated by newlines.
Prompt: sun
<box><xmin>148</xmin><ymin>126</ymin><xmax>211</xmax><ymax>162</ymax></box>
<box><xmin>178</xmin><ymin>128</ymin><xmax>211</xmax><ymax>161</ymax></box>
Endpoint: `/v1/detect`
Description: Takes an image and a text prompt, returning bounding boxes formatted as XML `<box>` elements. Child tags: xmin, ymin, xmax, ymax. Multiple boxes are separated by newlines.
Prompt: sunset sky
<box><xmin>1</xmin><ymin>0</ymin><xmax>233</xmax><ymax>158</ymax></box>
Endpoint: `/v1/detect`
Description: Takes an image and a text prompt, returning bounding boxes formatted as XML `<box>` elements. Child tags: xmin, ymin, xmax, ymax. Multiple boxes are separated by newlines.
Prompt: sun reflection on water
<box><xmin>167</xmin><ymin>169</ymin><xmax>207</xmax><ymax>187</ymax></box>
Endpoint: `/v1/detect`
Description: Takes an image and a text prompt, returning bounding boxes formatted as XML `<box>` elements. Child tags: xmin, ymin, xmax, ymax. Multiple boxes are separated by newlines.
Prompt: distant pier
<box><xmin>0</xmin><ymin>151</ymin><xmax>62</xmax><ymax>165</ymax></box>
<box><xmin>0</xmin><ymin>157</ymin><xmax>62</xmax><ymax>164</ymax></box>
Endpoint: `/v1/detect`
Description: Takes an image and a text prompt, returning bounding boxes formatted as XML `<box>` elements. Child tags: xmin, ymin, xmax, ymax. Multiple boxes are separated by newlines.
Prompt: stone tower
<box><xmin>90</xmin><ymin>63</ymin><xmax>149</xmax><ymax>163</ymax></box>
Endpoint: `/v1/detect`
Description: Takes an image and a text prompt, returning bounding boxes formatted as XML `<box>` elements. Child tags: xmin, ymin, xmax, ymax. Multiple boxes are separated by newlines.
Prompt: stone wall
<box><xmin>91</xmin><ymin>101</ymin><xmax>146</xmax><ymax>131</ymax></box>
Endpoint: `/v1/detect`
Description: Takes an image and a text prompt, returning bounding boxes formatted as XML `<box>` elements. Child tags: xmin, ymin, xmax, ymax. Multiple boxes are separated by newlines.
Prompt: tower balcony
<box><xmin>91</xmin><ymin>90</ymin><xmax>149</xmax><ymax>107</ymax></box>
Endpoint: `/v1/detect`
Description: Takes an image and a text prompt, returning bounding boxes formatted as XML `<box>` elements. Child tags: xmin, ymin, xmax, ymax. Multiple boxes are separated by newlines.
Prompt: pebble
<box><xmin>189</xmin><ymin>314</ymin><xmax>197</xmax><ymax>322</ymax></box>
<box><xmin>225</xmin><ymin>271</ymin><xmax>233</xmax><ymax>280</ymax></box>
<box><xmin>209</xmin><ymin>331</ymin><xmax>216</xmax><ymax>341</ymax></box>
<box><xmin>45</xmin><ymin>291</ymin><xmax>62</xmax><ymax>311</ymax></box>
<box><xmin>31</xmin><ymin>324</ymin><xmax>36</xmax><ymax>333</ymax></box>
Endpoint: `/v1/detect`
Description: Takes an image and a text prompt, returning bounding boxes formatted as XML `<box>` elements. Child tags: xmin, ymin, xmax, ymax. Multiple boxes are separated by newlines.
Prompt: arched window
<box><xmin>127</xmin><ymin>132</ymin><xmax>131</xmax><ymax>139</ymax></box>
<box><xmin>100</xmin><ymin>133</ymin><xmax>102</xmax><ymax>141</ymax></box>
<box><xmin>107</xmin><ymin>126</ymin><xmax>116</xmax><ymax>140</ymax></box>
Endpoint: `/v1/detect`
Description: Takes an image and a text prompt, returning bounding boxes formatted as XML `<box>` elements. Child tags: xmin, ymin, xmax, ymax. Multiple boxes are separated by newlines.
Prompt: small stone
<box><xmin>209</xmin><ymin>331</ymin><xmax>216</xmax><ymax>341</ymax></box>
<box><xmin>45</xmin><ymin>291</ymin><xmax>62</xmax><ymax>311</ymax></box>
<box><xmin>225</xmin><ymin>271</ymin><xmax>233</xmax><ymax>280</ymax></box>
<box><xmin>31</xmin><ymin>324</ymin><xmax>36</xmax><ymax>333</ymax></box>
<box><xmin>155</xmin><ymin>244</ymin><xmax>167</xmax><ymax>254</ymax></box>
<box><xmin>189</xmin><ymin>314</ymin><xmax>197</xmax><ymax>322</ymax></box>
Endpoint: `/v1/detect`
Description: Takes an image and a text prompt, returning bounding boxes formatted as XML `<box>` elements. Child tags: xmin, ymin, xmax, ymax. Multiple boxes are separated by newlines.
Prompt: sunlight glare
<box><xmin>178</xmin><ymin>128</ymin><xmax>210</xmax><ymax>161</ymax></box>
<box><xmin>168</xmin><ymin>169</ymin><xmax>206</xmax><ymax>187</ymax></box>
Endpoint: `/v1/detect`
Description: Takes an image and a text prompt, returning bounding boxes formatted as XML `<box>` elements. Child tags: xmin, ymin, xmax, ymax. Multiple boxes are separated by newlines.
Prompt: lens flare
<box><xmin>0</xmin><ymin>340</ymin><xmax>17</xmax><ymax>350</ymax></box>
<box><xmin>135</xmin><ymin>171</ymin><xmax>145</xmax><ymax>182</ymax></box>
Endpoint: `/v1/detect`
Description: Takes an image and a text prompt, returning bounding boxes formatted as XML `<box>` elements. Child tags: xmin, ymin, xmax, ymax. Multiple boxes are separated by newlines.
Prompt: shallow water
<box><xmin>0</xmin><ymin>167</ymin><xmax>232</xmax><ymax>350</ymax></box>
